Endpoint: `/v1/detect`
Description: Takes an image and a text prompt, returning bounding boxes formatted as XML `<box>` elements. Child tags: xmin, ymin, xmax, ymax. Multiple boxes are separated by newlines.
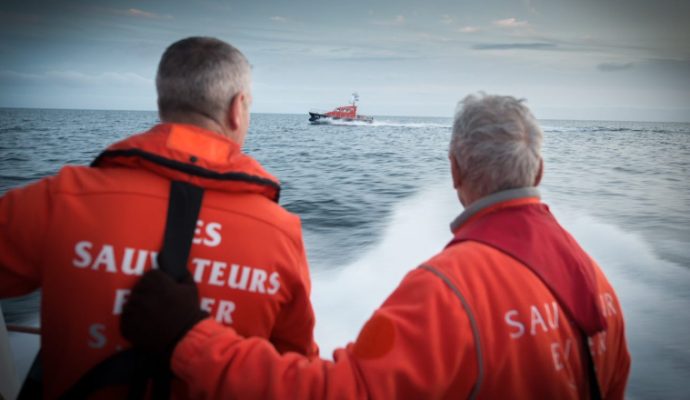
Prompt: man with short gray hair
<box><xmin>156</xmin><ymin>37</ymin><xmax>253</xmax><ymax>140</ymax></box>
<box><xmin>0</xmin><ymin>36</ymin><xmax>318</xmax><ymax>398</ymax></box>
<box><xmin>121</xmin><ymin>93</ymin><xmax>631</xmax><ymax>399</ymax></box>
<box><xmin>450</xmin><ymin>93</ymin><xmax>543</xmax><ymax>204</ymax></box>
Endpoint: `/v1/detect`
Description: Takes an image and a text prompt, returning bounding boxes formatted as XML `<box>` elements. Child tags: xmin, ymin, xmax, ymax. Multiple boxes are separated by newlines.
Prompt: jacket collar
<box><xmin>450</xmin><ymin>187</ymin><xmax>541</xmax><ymax>233</ymax></box>
<box><xmin>447</xmin><ymin>187</ymin><xmax>607</xmax><ymax>335</ymax></box>
<box><xmin>92</xmin><ymin>123</ymin><xmax>281</xmax><ymax>202</ymax></box>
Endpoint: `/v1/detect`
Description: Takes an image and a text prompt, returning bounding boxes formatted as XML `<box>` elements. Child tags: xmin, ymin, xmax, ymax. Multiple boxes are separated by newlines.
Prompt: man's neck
<box><xmin>161</xmin><ymin>112</ymin><xmax>228</xmax><ymax>139</ymax></box>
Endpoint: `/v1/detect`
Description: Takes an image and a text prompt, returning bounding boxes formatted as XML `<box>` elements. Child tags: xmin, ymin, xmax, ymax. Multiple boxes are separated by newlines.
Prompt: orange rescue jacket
<box><xmin>169</xmin><ymin>188</ymin><xmax>630</xmax><ymax>399</ymax></box>
<box><xmin>0</xmin><ymin>123</ymin><xmax>318</xmax><ymax>398</ymax></box>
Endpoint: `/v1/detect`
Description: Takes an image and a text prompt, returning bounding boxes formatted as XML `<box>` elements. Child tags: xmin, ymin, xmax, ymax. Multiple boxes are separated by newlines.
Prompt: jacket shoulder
<box><xmin>50</xmin><ymin>165</ymin><xmax>168</xmax><ymax>197</ymax></box>
<box><xmin>423</xmin><ymin>240</ymin><xmax>498</xmax><ymax>271</ymax></box>
<box><xmin>51</xmin><ymin>165</ymin><xmax>304</xmax><ymax>246</ymax></box>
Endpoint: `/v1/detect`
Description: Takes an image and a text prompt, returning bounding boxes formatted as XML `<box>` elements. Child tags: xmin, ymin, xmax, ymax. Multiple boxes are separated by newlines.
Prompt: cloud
<box><xmin>597</xmin><ymin>62</ymin><xmax>634</xmax><ymax>72</ymax></box>
<box><xmin>372</xmin><ymin>15</ymin><xmax>406</xmax><ymax>26</ymax></box>
<box><xmin>0</xmin><ymin>43</ymin><xmax>12</xmax><ymax>55</ymax></box>
<box><xmin>54</xmin><ymin>71</ymin><xmax>152</xmax><ymax>86</ymax></box>
<box><xmin>0</xmin><ymin>70</ymin><xmax>152</xmax><ymax>87</ymax></box>
<box><xmin>639</xmin><ymin>58</ymin><xmax>690</xmax><ymax>85</ymax></box>
<box><xmin>415</xmin><ymin>32</ymin><xmax>454</xmax><ymax>43</ymax></box>
<box><xmin>440</xmin><ymin>15</ymin><xmax>453</xmax><ymax>25</ymax></box>
<box><xmin>270</xmin><ymin>16</ymin><xmax>287</xmax><ymax>23</ymax></box>
<box><xmin>0</xmin><ymin>11</ymin><xmax>43</xmax><ymax>24</ymax></box>
<box><xmin>111</xmin><ymin>8</ymin><xmax>173</xmax><ymax>20</ymax></box>
<box><xmin>493</xmin><ymin>18</ymin><xmax>530</xmax><ymax>28</ymax></box>
<box><xmin>0</xmin><ymin>70</ymin><xmax>40</xmax><ymax>82</ymax></box>
<box><xmin>523</xmin><ymin>0</ymin><xmax>538</xmax><ymax>14</ymax></box>
<box><xmin>458</xmin><ymin>26</ymin><xmax>480</xmax><ymax>33</ymax></box>
<box><xmin>298</xmin><ymin>46</ymin><xmax>420</xmax><ymax>62</ymax></box>
<box><xmin>645</xmin><ymin>58</ymin><xmax>690</xmax><ymax>70</ymax></box>
<box><xmin>473</xmin><ymin>42</ymin><xmax>557</xmax><ymax>50</ymax></box>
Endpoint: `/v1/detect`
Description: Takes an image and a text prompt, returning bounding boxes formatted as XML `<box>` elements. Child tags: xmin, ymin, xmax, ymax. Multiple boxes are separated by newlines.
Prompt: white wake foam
<box><xmin>549</xmin><ymin>206</ymin><xmax>690</xmax><ymax>398</ymax></box>
<box><xmin>311</xmin><ymin>181</ymin><xmax>458</xmax><ymax>355</ymax></box>
<box><xmin>311</xmin><ymin>182</ymin><xmax>690</xmax><ymax>398</ymax></box>
<box><xmin>369</xmin><ymin>120</ymin><xmax>451</xmax><ymax>128</ymax></box>
<box><xmin>315</xmin><ymin>119</ymin><xmax>451</xmax><ymax>128</ymax></box>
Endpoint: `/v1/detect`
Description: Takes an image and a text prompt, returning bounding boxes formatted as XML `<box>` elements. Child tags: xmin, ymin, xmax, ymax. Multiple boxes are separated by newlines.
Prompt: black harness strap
<box><xmin>583</xmin><ymin>333</ymin><xmax>602</xmax><ymax>400</ymax></box>
<box><xmin>157</xmin><ymin>181</ymin><xmax>204</xmax><ymax>282</ymax></box>
<box><xmin>58</xmin><ymin>350</ymin><xmax>149</xmax><ymax>399</ymax></box>
<box><xmin>16</xmin><ymin>350</ymin><xmax>43</xmax><ymax>400</ymax></box>
<box><xmin>18</xmin><ymin>180</ymin><xmax>204</xmax><ymax>400</ymax></box>
<box><xmin>91</xmin><ymin>149</ymin><xmax>280</xmax><ymax>203</ymax></box>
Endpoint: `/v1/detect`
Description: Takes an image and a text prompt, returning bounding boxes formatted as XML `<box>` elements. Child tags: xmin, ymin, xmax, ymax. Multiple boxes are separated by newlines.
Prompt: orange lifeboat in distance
<box><xmin>309</xmin><ymin>93</ymin><xmax>374</xmax><ymax>124</ymax></box>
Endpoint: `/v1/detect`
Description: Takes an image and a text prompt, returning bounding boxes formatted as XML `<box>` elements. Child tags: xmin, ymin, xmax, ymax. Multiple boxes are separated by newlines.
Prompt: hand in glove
<box><xmin>120</xmin><ymin>269</ymin><xmax>209</xmax><ymax>356</ymax></box>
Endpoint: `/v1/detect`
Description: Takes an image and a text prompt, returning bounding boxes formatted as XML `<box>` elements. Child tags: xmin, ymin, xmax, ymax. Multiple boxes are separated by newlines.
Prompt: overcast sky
<box><xmin>1</xmin><ymin>0</ymin><xmax>689</xmax><ymax>121</ymax></box>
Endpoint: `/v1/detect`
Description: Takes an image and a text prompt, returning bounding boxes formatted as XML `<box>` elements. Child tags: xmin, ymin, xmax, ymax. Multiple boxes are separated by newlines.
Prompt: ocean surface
<box><xmin>1</xmin><ymin>109</ymin><xmax>689</xmax><ymax>398</ymax></box>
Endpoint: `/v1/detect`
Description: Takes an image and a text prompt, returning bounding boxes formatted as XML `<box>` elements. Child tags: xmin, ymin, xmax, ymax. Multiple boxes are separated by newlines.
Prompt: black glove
<box><xmin>120</xmin><ymin>269</ymin><xmax>209</xmax><ymax>355</ymax></box>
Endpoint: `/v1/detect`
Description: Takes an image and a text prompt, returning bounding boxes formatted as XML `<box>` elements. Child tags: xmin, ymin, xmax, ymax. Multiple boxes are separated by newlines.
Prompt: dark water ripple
<box><xmin>541</xmin><ymin>119</ymin><xmax>690</xmax><ymax>272</ymax></box>
<box><xmin>246</xmin><ymin>114</ymin><xmax>450</xmax><ymax>267</ymax></box>
<box><xmin>0</xmin><ymin>108</ymin><xmax>158</xmax><ymax>193</ymax></box>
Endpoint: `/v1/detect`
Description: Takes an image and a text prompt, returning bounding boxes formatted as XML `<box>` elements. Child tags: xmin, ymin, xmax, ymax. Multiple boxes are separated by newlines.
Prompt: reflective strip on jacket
<box><xmin>0</xmin><ymin>123</ymin><xmax>318</xmax><ymax>398</ymax></box>
<box><xmin>169</xmin><ymin>190</ymin><xmax>630</xmax><ymax>399</ymax></box>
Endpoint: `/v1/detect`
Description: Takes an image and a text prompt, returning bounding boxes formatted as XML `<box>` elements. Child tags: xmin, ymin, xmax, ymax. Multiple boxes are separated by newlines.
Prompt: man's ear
<box><xmin>449</xmin><ymin>154</ymin><xmax>462</xmax><ymax>189</ymax></box>
<box><xmin>534</xmin><ymin>158</ymin><xmax>544</xmax><ymax>186</ymax></box>
<box><xmin>226</xmin><ymin>92</ymin><xmax>244</xmax><ymax>131</ymax></box>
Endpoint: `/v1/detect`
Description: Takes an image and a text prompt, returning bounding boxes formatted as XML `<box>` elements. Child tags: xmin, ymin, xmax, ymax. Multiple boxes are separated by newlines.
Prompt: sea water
<box><xmin>1</xmin><ymin>109</ymin><xmax>689</xmax><ymax>398</ymax></box>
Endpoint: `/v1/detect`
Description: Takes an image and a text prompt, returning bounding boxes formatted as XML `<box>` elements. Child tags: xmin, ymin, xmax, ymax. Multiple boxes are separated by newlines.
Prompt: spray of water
<box><xmin>311</xmin><ymin>181</ymin><xmax>690</xmax><ymax>399</ymax></box>
<box><xmin>314</xmin><ymin>119</ymin><xmax>451</xmax><ymax>128</ymax></box>
<box><xmin>311</xmin><ymin>182</ymin><xmax>458</xmax><ymax>352</ymax></box>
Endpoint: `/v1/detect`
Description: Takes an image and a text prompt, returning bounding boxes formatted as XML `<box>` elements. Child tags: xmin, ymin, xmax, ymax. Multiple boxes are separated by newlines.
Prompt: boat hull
<box><xmin>309</xmin><ymin>112</ymin><xmax>373</xmax><ymax>124</ymax></box>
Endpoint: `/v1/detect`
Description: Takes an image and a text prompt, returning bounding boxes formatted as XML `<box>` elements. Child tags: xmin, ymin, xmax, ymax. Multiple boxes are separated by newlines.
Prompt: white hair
<box><xmin>156</xmin><ymin>36</ymin><xmax>251</xmax><ymax>121</ymax></box>
<box><xmin>450</xmin><ymin>93</ymin><xmax>543</xmax><ymax>198</ymax></box>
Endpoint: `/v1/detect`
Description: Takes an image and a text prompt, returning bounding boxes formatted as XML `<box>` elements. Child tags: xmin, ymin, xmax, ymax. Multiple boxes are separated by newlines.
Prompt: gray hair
<box><xmin>156</xmin><ymin>36</ymin><xmax>251</xmax><ymax>121</ymax></box>
<box><xmin>450</xmin><ymin>93</ymin><xmax>543</xmax><ymax>198</ymax></box>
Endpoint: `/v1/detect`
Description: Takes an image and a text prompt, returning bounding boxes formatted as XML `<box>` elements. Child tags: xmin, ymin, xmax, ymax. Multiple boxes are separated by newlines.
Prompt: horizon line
<box><xmin>0</xmin><ymin>106</ymin><xmax>688</xmax><ymax>124</ymax></box>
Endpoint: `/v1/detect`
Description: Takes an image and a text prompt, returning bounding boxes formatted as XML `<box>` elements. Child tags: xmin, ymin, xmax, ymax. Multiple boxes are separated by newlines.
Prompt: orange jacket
<box><xmin>0</xmin><ymin>123</ymin><xmax>318</xmax><ymax>398</ymax></box>
<box><xmin>170</xmin><ymin>189</ymin><xmax>630</xmax><ymax>399</ymax></box>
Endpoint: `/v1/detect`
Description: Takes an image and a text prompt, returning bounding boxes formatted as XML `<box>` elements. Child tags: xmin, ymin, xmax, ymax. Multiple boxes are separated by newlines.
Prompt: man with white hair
<box><xmin>0</xmin><ymin>37</ymin><xmax>318</xmax><ymax>398</ymax></box>
<box><xmin>121</xmin><ymin>94</ymin><xmax>631</xmax><ymax>399</ymax></box>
